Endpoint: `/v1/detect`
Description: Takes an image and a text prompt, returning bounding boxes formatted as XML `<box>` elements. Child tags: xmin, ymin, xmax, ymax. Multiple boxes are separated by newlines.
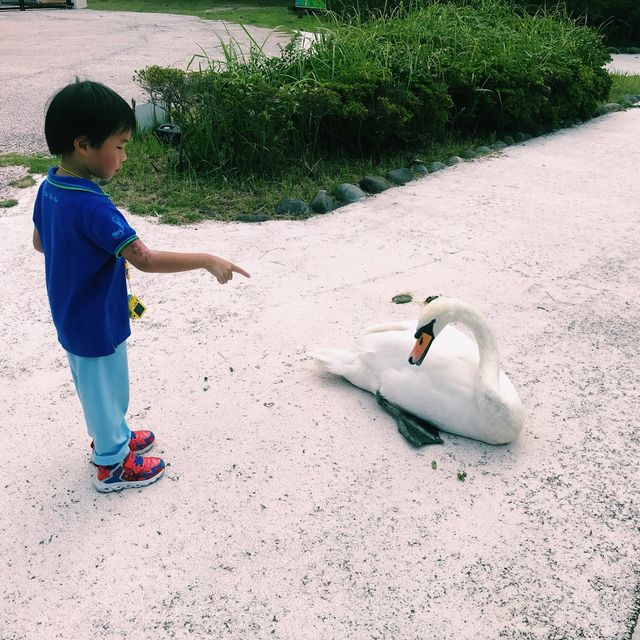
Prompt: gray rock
<box><xmin>359</xmin><ymin>175</ymin><xmax>391</xmax><ymax>194</ymax></box>
<box><xmin>459</xmin><ymin>149</ymin><xmax>478</xmax><ymax>160</ymax></box>
<box><xmin>429</xmin><ymin>161</ymin><xmax>446</xmax><ymax>172</ymax></box>
<box><xmin>385</xmin><ymin>168</ymin><xmax>414</xmax><ymax>185</ymax></box>
<box><xmin>336</xmin><ymin>183</ymin><xmax>366</xmax><ymax>203</ymax></box>
<box><xmin>502</xmin><ymin>135</ymin><xmax>515</xmax><ymax>145</ymax></box>
<box><xmin>492</xmin><ymin>141</ymin><xmax>508</xmax><ymax>150</ymax></box>
<box><xmin>598</xmin><ymin>102</ymin><xmax>622</xmax><ymax>115</ymax></box>
<box><xmin>412</xmin><ymin>163</ymin><xmax>429</xmax><ymax>176</ymax></box>
<box><xmin>199</xmin><ymin>208</ymin><xmax>219</xmax><ymax>219</ymax></box>
<box><xmin>475</xmin><ymin>146</ymin><xmax>492</xmax><ymax>154</ymax></box>
<box><xmin>310</xmin><ymin>190</ymin><xmax>335</xmax><ymax>214</ymax></box>
<box><xmin>621</xmin><ymin>94</ymin><xmax>639</xmax><ymax>105</ymax></box>
<box><xmin>275</xmin><ymin>198</ymin><xmax>311</xmax><ymax>218</ymax></box>
<box><xmin>445</xmin><ymin>156</ymin><xmax>462</xmax><ymax>166</ymax></box>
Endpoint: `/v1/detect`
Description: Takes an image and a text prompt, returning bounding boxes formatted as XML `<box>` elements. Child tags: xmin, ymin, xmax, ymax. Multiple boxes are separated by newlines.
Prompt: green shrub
<box><xmin>137</xmin><ymin>0</ymin><xmax>611</xmax><ymax>177</ymax></box>
<box><xmin>138</xmin><ymin>26</ymin><xmax>453</xmax><ymax>174</ymax></box>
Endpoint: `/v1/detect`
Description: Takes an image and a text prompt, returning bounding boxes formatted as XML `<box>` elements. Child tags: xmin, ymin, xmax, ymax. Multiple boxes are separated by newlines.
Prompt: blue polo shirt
<box><xmin>33</xmin><ymin>168</ymin><xmax>139</xmax><ymax>357</ymax></box>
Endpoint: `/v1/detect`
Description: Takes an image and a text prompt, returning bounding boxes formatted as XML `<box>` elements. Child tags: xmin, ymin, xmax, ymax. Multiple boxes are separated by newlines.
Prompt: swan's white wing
<box><xmin>311</xmin><ymin>322</ymin><xmax>415</xmax><ymax>395</ymax></box>
<box><xmin>357</xmin><ymin>325</ymin><xmax>415</xmax><ymax>373</ymax></box>
<box><xmin>363</xmin><ymin>320</ymin><xmax>415</xmax><ymax>335</ymax></box>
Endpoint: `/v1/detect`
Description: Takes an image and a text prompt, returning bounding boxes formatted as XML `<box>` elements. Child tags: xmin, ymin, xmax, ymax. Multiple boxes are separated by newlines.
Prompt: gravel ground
<box><xmin>0</xmin><ymin>167</ymin><xmax>30</xmax><ymax>204</ymax></box>
<box><xmin>3</xmin><ymin>106</ymin><xmax>639</xmax><ymax>640</ymax></box>
<box><xmin>0</xmin><ymin>9</ymin><xmax>289</xmax><ymax>155</ymax></box>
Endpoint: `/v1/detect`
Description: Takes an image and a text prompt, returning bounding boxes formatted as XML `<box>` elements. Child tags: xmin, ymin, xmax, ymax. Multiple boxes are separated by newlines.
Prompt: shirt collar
<box><xmin>46</xmin><ymin>167</ymin><xmax>106</xmax><ymax>195</ymax></box>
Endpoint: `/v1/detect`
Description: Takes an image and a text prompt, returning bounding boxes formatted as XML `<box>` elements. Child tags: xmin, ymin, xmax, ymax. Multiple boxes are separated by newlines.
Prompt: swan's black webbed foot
<box><xmin>375</xmin><ymin>392</ymin><xmax>443</xmax><ymax>447</ymax></box>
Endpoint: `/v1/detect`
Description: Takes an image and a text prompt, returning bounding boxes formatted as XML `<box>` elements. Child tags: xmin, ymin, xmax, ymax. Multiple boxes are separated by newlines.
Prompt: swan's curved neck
<box><xmin>444</xmin><ymin>301</ymin><xmax>501</xmax><ymax>387</ymax></box>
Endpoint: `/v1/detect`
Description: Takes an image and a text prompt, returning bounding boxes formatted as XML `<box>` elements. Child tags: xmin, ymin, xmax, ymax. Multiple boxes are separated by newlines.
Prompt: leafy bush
<box><xmin>137</xmin><ymin>25</ymin><xmax>453</xmax><ymax>175</ymax></box>
<box><xmin>431</xmin><ymin>1</ymin><xmax>612</xmax><ymax>131</ymax></box>
<box><xmin>137</xmin><ymin>0</ymin><xmax>611</xmax><ymax>177</ymax></box>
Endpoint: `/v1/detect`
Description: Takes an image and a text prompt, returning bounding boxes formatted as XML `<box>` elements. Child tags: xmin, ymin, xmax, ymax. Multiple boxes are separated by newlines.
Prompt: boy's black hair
<box><xmin>45</xmin><ymin>80</ymin><xmax>136</xmax><ymax>155</ymax></box>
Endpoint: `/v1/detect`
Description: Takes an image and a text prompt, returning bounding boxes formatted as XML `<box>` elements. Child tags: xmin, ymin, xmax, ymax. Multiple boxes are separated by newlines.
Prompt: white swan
<box><xmin>311</xmin><ymin>295</ymin><xmax>524</xmax><ymax>446</ymax></box>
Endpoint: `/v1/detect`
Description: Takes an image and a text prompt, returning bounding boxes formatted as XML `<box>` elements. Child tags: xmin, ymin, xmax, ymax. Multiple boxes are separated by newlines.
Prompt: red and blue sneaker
<box><xmin>91</xmin><ymin>430</ymin><xmax>155</xmax><ymax>460</ymax></box>
<box><xmin>95</xmin><ymin>452</ymin><xmax>166</xmax><ymax>493</ymax></box>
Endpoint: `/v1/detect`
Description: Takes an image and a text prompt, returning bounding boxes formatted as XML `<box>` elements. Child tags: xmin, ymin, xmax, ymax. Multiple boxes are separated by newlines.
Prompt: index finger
<box><xmin>232</xmin><ymin>264</ymin><xmax>251</xmax><ymax>278</ymax></box>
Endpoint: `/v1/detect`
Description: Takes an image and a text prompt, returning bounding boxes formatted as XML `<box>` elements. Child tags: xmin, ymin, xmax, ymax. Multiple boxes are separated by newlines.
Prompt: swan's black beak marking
<box><xmin>409</xmin><ymin>320</ymin><xmax>436</xmax><ymax>366</ymax></box>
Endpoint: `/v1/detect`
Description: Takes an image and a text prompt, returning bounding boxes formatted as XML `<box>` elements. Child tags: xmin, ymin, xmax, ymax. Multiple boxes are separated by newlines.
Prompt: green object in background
<box><xmin>294</xmin><ymin>0</ymin><xmax>326</xmax><ymax>9</ymax></box>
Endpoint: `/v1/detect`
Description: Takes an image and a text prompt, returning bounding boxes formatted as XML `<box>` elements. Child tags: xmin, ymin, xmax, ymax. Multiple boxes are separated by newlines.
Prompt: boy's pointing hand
<box><xmin>207</xmin><ymin>256</ymin><xmax>251</xmax><ymax>284</ymax></box>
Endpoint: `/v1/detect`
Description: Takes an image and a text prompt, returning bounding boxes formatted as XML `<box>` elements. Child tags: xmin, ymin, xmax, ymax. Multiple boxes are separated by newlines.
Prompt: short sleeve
<box><xmin>33</xmin><ymin>181</ymin><xmax>44</xmax><ymax>230</ymax></box>
<box><xmin>84</xmin><ymin>200</ymin><xmax>138</xmax><ymax>257</ymax></box>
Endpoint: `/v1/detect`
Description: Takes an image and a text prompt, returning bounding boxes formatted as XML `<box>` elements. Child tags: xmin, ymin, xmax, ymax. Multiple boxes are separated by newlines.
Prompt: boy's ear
<box><xmin>73</xmin><ymin>135</ymin><xmax>91</xmax><ymax>155</ymax></box>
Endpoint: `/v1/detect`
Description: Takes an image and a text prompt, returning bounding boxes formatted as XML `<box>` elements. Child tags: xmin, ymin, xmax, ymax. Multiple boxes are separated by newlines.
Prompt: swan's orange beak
<box><xmin>409</xmin><ymin>332</ymin><xmax>433</xmax><ymax>366</ymax></box>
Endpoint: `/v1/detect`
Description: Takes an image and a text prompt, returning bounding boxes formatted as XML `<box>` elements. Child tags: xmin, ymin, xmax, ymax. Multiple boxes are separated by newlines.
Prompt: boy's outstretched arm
<box><xmin>121</xmin><ymin>239</ymin><xmax>250</xmax><ymax>284</ymax></box>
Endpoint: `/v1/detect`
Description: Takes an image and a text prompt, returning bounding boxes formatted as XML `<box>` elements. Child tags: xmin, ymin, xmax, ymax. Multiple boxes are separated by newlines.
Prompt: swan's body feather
<box><xmin>312</xmin><ymin>298</ymin><xmax>524</xmax><ymax>445</ymax></box>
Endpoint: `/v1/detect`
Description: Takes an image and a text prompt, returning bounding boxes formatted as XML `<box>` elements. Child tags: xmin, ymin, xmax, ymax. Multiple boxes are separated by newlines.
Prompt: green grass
<box><xmin>87</xmin><ymin>0</ymin><xmax>326</xmax><ymax>32</ymax></box>
<box><xmin>0</xmin><ymin>199</ymin><xmax>18</xmax><ymax>208</ymax></box>
<box><xmin>0</xmin><ymin>153</ymin><xmax>52</xmax><ymax>174</ymax></box>
<box><xmin>9</xmin><ymin>175</ymin><xmax>37</xmax><ymax>188</ymax></box>
<box><xmin>608</xmin><ymin>72</ymin><xmax>640</xmax><ymax>103</ymax></box>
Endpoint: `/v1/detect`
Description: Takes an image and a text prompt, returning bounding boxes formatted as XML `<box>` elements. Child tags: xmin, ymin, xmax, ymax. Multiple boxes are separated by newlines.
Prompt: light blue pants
<box><xmin>67</xmin><ymin>341</ymin><xmax>131</xmax><ymax>466</ymax></box>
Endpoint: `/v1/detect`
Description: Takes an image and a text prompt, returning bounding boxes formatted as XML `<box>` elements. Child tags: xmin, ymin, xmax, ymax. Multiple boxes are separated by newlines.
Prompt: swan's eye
<box><xmin>414</xmin><ymin>319</ymin><xmax>436</xmax><ymax>340</ymax></box>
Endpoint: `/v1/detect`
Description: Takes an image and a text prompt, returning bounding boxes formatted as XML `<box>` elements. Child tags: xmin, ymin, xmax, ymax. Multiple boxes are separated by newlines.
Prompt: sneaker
<box><xmin>91</xmin><ymin>430</ymin><xmax>155</xmax><ymax>459</ymax></box>
<box><xmin>94</xmin><ymin>452</ymin><xmax>166</xmax><ymax>493</ymax></box>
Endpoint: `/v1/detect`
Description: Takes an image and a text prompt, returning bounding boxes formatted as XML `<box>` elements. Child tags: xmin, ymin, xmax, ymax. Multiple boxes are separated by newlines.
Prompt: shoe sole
<box><xmin>91</xmin><ymin>442</ymin><xmax>154</xmax><ymax>465</ymax></box>
<box><xmin>94</xmin><ymin>467</ymin><xmax>165</xmax><ymax>493</ymax></box>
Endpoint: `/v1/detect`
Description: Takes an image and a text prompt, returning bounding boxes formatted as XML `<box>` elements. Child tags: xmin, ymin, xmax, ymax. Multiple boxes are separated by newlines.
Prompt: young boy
<box><xmin>32</xmin><ymin>80</ymin><xmax>250</xmax><ymax>493</ymax></box>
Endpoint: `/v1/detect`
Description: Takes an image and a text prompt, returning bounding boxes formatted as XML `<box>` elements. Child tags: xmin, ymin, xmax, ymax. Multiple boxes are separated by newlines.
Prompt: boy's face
<box><xmin>85</xmin><ymin>130</ymin><xmax>131</xmax><ymax>180</ymax></box>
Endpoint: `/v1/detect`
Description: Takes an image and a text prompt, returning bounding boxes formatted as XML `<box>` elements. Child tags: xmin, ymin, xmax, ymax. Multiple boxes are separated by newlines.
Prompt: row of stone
<box><xmin>599</xmin><ymin>93</ymin><xmax>640</xmax><ymax>114</ymax></box>
<box><xmin>262</xmin><ymin>135</ymin><xmax>534</xmax><ymax>220</ymax></box>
